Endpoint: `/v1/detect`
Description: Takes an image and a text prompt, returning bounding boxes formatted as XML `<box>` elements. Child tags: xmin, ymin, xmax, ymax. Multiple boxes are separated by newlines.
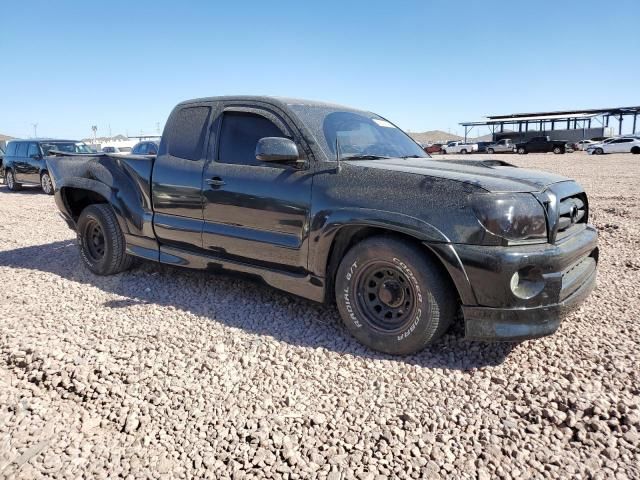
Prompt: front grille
<box><xmin>554</xmin><ymin>193</ymin><xmax>588</xmax><ymax>241</ymax></box>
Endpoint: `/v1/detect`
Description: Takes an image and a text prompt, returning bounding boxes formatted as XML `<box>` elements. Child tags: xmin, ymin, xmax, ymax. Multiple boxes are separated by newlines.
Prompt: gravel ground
<box><xmin>1</xmin><ymin>152</ymin><xmax>638</xmax><ymax>479</ymax></box>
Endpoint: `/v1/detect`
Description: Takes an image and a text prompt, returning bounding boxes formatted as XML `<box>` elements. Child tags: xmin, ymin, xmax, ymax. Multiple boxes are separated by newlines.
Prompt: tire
<box><xmin>5</xmin><ymin>169</ymin><xmax>22</xmax><ymax>191</ymax></box>
<box><xmin>487</xmin><ymin>148</ymin><xmax>495</xmax><ymax>154</ymax></box>
<box><xmin>77</xmin><ymin>204</ymin><xmax>133</xmax><ymax>275</ymax></box>
<box><xmin>631</xmin><ymin>146</ymin><xmax>640</xmax><ymax>154</ymax></box>
<box><xmin>335</xmin><ymin>236</ymin><xmax>456</xmax><ymax>355</ymax></box>
<box><xmin>517</xmin><ymin>147</ymin><xmax>526</xmax><ymax>154</ymax></box>
<box><xmin>553</xmin><ymin>147</ymin><xmax>562</xmax><ymax>154</ymax></box>
<box><xmin>460</xmin><ymin>149</ymin><xmax>467</xmax><ymax>154</ymax></box>
<box><xmin>595</xmin><ymin>148</ymin><xmax>604</xmax><ymax>155</ymax></box>
<box><xmin>40</xmin><ymin>171</ymin><xmax>54</xmax><ymax>195</ymax></box>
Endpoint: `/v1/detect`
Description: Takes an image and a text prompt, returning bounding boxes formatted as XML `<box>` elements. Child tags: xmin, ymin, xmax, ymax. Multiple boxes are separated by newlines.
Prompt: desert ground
<box><xmin>1</xmin><ymin>152</ymin><xmax>638</xmax><ymax>479</ymax></box>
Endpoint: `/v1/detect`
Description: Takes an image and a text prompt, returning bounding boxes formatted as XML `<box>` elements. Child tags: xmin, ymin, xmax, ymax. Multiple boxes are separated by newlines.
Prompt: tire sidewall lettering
<box><xmin>340</xmin><ymin>256</ymin><xmax>425</xmax><ymax>340</ymax></box>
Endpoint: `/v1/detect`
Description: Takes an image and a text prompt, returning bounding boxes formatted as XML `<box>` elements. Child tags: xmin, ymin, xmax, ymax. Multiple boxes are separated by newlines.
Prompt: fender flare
<box><xmin>307</xmin><ymin>207</ymin><xmax>450</xmax><ymax>278</ymax></box>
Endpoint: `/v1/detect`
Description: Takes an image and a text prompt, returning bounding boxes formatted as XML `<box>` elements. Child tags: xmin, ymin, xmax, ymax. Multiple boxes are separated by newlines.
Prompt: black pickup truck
<box><xmin>515</xmin><ymin>136</ymin><xmax>570</xmax><ymax>155</ymax></box>
<box><xmin>46</xmin><ymin>96</ymin><xmax>598</xmax><ymax>354</ymax></box>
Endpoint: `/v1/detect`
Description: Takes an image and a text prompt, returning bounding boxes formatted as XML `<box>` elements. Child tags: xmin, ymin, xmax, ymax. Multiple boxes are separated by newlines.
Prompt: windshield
<box><xmin>288</xmin><ymin>105</ymin><xmax>427</xmax><ymax>160</ymax></box>
<box><xmin>41</xmin><ymin>142</ymin><xmax>94</xmax><ymax>154</ymax></box>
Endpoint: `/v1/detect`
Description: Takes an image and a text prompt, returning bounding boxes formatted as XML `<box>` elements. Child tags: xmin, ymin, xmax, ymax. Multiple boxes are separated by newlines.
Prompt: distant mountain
<box><xmin>409</xmin><ymin>130</ymin><xmax>463</xmax><ymax>143</ymax></box>
<box><xmin>0</xmin><ymin>133</ymin><xmax>14</xmax><ymax>142</ymax></box>
<box><xmin>409</xmin><ymin>130</ymin><xmax>497</xmax><ymax>144</ymax></box>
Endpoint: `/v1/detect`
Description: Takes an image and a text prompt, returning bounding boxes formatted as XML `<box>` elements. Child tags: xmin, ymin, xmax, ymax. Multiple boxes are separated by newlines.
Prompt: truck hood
<box><xmin>344</xmin><ymin>157</ymin><xmax>571</xmax><ymax>193</ymax></box>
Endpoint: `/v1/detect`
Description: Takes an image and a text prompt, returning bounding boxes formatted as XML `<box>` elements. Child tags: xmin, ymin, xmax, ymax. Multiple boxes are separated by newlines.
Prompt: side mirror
<box><xmin>255</xmin><ymin>137</ymin><xmax>301</xmax><ymax>165</ymax></box>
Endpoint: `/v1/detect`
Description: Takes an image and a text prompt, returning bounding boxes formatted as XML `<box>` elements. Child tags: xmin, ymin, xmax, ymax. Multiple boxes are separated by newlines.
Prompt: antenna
<box><xmin>335</xmin><ymin>136</ymin><xmax>342</xmax><ymax>173</ymax></box>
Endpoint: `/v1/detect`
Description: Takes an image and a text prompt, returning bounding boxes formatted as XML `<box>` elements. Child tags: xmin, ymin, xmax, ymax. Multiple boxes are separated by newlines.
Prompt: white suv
<box><xmin>587</xmin><ymin>137</ymin><xmax>640</xmax><ymax>155</ymax></box>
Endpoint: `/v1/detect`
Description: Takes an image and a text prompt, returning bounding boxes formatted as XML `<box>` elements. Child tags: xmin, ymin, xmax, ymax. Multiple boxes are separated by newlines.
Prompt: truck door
<box><xmin>151</xmin><ymin>104</ymin><xmax>213</xmax><ymax>252</ymax></box>
<box><xmin>201</xmin><ymin>106</ymin><xmax>312</xmax><ymax>271</ymax></box>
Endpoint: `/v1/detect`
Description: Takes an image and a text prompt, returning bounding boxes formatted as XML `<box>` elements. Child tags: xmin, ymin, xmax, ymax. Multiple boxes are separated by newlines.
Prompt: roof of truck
<box><xmin>176</xmin><ymin>95</ymin><xmax>365</xmax><ymax>112</ymax></box>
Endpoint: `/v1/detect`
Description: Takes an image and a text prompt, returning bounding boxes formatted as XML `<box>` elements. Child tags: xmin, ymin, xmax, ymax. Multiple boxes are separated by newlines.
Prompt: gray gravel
<box><xmin>1</xmin><ymin>152</ymin><xmax>639</xmax><ymax>479</ymax></box>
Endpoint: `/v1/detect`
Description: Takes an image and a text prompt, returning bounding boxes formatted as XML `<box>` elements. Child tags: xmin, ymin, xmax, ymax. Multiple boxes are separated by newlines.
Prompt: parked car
<box><xmin>46</xmin><ymin>95</ymin><xmax>598</xmax><ymax>355</ymax></box>
<box><xmin>586</xmin><ymin>137</ymin><xmax>640</xmax><ymax>155</ymax></box>
<box><xmin>0</xmin><ymin>144</ymin><xmax>5</xmax><ymax>176</ymax></box>
<box><xmin>131</xmin><ymin>140</ymin><xmax>160</xmax><ymax>155</ymax></box>
<box><xmin>486</xmin><ymin>139</ymin><xmax>515</xmax><ymax>154</ymax></box>
<box><xmin>441</xmin><ymin>141</ymin><xmax>478</xmax><ymax>154</ymax></box>
<box><xmin>515</xmin><ymin>136</ymin><xmax>570</xmax><ymax>154</ymax></box>
<box><xmin>425</xmin><ymin>143</ymin><xmax>444</xmax><ymax>154</ymax></box>
<box><xmin>3</xmin><ymin>139</ymin><xmax>93</xmax><ymax>194</ymax></box>
<box><xmin>574</xmin><ymin>140</ymin><xmax>597</xmax><ymax>151</ymax></box>
<box><xmin>102</xmin><ymin>147</ymin><xmax>131</xmax><ymax>153</ymax></box>
<box><xmin>475</xmin><ymin>141</ymin><xmax>492</xmax><ymax>153</ymax></box>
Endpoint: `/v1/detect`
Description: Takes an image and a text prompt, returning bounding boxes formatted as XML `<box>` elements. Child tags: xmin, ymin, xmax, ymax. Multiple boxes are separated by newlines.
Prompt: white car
<box><xmin>574</xmin><ymin>140</ymin><xmax>597</xmax><ymax>151</ymax></box>
<box><xmin>587</xmin><ymin>137</ymin><xmax>640</xmax><ymax>155</ymax></box>
<box><xmin>441</xmin><ymin>141</ymin><xmax>478</xmax><ymax>154</ymax></box>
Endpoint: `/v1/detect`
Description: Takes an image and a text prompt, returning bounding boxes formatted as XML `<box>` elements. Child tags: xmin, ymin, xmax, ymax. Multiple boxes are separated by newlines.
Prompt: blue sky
<box><xmin>1</xmin><ymin>0</ymin><xmax>638</xmax><ymax>139</ymax></box>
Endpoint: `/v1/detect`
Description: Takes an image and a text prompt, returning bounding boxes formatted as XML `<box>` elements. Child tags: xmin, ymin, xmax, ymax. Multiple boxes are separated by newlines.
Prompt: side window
<box><xmin>27</xmin><ymin>143</ymin><xmax>39</xmax><ymax>157</ymax></box>
<box><xmin>218</xmin><ymin>112</ymin><xmax>285</xmax><ymax>166</ymax></box>
<box><xmin>167</xmin><ymin>106</ymin><xmax>211</xmax><ymax>160</ymax></box>
<box><xmin>16</xmin><ymin>143</ymin><xmax>28</xmax><ymax>157</ymax></box>
<box><xmin>133</xmin><ymin>143</ymin><xmax>147</xmax><ymax>154</ymax></box>
<box><xmin>147</xmin><ymin>143</ymin><xmax>158</xmax><ymax>155</ymax></box>
<box><xmin>6</xmin><ymin>142</ymin><xmax>17</xmax><ymax>156</ymax></box>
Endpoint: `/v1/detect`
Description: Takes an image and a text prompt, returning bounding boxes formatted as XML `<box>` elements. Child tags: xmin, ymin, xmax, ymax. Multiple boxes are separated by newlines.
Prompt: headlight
<box><xmin>472</xmin><ymin>193</ymin><xmax>548</xmax><ymax>244</ymax></box>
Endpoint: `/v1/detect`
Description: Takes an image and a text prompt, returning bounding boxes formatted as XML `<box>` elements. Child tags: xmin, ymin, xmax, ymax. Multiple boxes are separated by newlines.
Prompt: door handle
<box><xmin>207</xmin><ymin>177</ymin><xmax>226</xmax><ymax>187</ymax></box>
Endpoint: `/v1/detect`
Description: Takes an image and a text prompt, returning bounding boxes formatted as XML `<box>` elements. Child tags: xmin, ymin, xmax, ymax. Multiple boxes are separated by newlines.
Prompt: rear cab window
<box><xmin>167</xmin><ymin>106</ymin><xmax>211</xmax><ymax>160</ymax></box>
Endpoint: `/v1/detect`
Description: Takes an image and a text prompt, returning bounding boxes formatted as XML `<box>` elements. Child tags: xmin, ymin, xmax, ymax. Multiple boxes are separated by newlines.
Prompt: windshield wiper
<box><xmin>399</xmin><ymin>155</ymin><xmax>425</xmax><ymax>159</ymax></box>
<box><xmin>340</xmin><ymin>154</ymin><xmax>390</xmax><ymax>160</ymax></box>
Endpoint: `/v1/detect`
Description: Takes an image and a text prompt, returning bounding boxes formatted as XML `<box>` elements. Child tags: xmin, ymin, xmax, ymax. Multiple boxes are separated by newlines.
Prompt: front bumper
<box><xmin>430</xmin><ymin>225</ymin><xmax>598</xmax><ymax>341</ymax></box>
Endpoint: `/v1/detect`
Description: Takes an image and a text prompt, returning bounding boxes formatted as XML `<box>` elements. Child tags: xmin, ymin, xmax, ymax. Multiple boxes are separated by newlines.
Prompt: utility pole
<box><xmin>156</xmin><ymin>122</ymin><xmax>161</xmax><ymax>134</ymax></box>
<box><xmin>31</xmin><ymin>123</ymin><xmax>38</xmax><ymax>138</ymax></box>
<box><xmin>91</xmin><ymin>125</ymin><xmax>98</xmax><ymax>144</ymax></box>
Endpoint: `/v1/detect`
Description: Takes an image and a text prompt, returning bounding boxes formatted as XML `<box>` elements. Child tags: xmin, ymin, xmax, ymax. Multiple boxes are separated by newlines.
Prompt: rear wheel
<box><xmin>5</xmin><ymin>170</ymin><xmax>21</xmax><ymax>191</ymax></box>
<box><xmin>518</xmin><ymin>147</ymin><xmax>526</xmax><ymax>154</ymax></box>
<box><xmin>595</xmin><ymin>148</ymin><xmax>604</xmax><ymax>155</ymax></box>
<box><xmin>335</xmin><ymin>236</ymin><xmax>456</xmax><ymax>355</ymax></box>
<box><xmin>460</xmin><ymin>149</ymin><xmax>468</xmax><ymax>154</ymax></box>
<box><xmin>487</xmin><ymin>148</ymin><xmax>495</xmax><ymax>154</ymax></box>
<box><xmin>631</xmin><ymin>146</ymin><xmax>640</xmax><ymax>154</ymax></box>
<box><xmin>77</xmin><ymin>204</ymin><xmax>133</xmax><ymax>275</ymax></box>
<box><xmin>553</xmin><ymin>146</ymin><xmax>562</xmax><ymax>154</ymax></box>
<box><xmin>40</xmin><ymin>172</ymin><xmax>54</xmax><ymax>195</ymax></box>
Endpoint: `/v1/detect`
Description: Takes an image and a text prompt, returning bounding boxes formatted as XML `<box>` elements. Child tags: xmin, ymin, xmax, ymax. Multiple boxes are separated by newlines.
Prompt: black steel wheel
<box><xmin>335</xmin><ymin>236</ymin><xmax>456</xmax><ymax>355</ymax></box>
<box><xmin>83</xmin><ymin>219</ymin><xmax>106</xmax><ymax>262</ymax></box>
<box><xmin>77</xmin><ymin>204</ymin><xmax>133</xmax><ymax>275</ymax></box>
<box><xmin>354</xmin><ymin>262</ymin><xmax>417</xmax><ymax>334</ymax></box>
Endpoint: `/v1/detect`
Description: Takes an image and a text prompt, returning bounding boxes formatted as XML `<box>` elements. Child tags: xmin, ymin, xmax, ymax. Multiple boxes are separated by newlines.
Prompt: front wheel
<box><xmin>460</xmin><ymin>149</ymin><xmax>468</xmax><ymax>154</ymax></box>
<box><xmin>40</xmin><ymin>172</ymin><xmax>54</xmax><ymax>195</ymax></box>
<box><xmin>5</xmin><ymin>170</ymin><xmax>21</xmax><ymax>191</ymax></box>
<box><xmin>631</xmin><ymin>146</ymin><xmax>640</xmax><ymax>154</ymax></box>
<box><xmin>487</xmin><ymin>148</ymin><xmax>495</xmax><ymax>154</ymax></box>
<box><xmin>595</xmin><ymin>148</ymin><xmax>604</xmax><ymax>155</ymax></box>
<box><xmin>553</xmin><ymin>147</ymin><xmax>562</xmax><ymax>154</ymax></box>
<box><xmin>335</xmin><ymin>236</ymin><xmax>456</xmax><ymax>355</ymax></box>
<box><xmin>77</xmin><ymin>204</ymin><xmax>133</xmax><ymax>275</ymax></box>
<box><xmin>517</xmin><ymin>147</ymin><xmax>526</xmax><ymax>154</ymax></box>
